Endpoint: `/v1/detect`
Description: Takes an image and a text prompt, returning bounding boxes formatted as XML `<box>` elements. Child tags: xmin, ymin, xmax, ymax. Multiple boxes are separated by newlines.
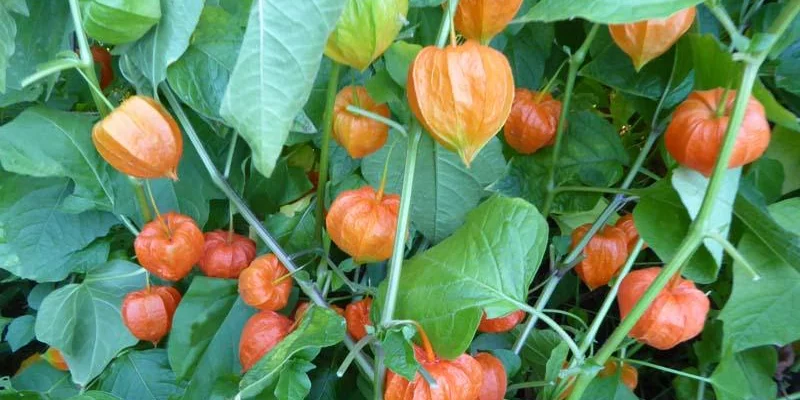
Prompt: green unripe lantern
<box><xmin>80</xmin><ymin>0</ymin><xmax>162</xmax><ymax>45</ymax></box>
<box><xmin>325</xmin><ymin>0</ymin><xmax>409</xmax><ymax>71</ymax></box>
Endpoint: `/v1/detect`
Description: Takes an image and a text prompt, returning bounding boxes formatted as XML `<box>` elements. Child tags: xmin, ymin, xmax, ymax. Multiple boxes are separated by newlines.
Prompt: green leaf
<box><xmin>581</xmin><ymin>373</ymin><xmax>638</xmax><ymax>400</ymax></box>
<box><xmin>510</xmin><ymin>111</ymin><xmax>629</xmax><ymax>214</ymax></box>
<box><xmin>0</xmin><ymin>0</ymin><xmax>70</xmax><ymax>106</ymax></box>
<box><xmin>764</xmin><ymin>126</ymin><xmax>800</xmax><ymax>195</ymax></box>
<box><xmin>744</xmin><ymin>158</ymin><xmax>784</xmax><ymax>204</ymax></box>
<box><xmin>34</xmin><ymin>260</ymin><xmax>147</xmax><ymax>386</ymax></box>
<box><xmin>383</xmin><ymin>41</ymin><xmax>421</xmax><ymax>88</ymax></box>
<box><xmin>633</xmin><ymin>178</ymin><xmax>719</xmax><ymax>283</ymax></box>
<box><xmin>68</xmin><ymin>391</ymin><xmax>122</xmax><ymax>400</ymax></box>
<box><xmin>377</xmin><ymin>196</ymin><xmax>548</xmax><ymax>359</ymax></box>
<box><xmin>123</xmin><ymin>0</ymin><xmax>204</xmax><ymax>94</ymax></box>
<box><xmin>219</xmin><ymin>0</ymin><xmax>345</xmax><ymax>178</ymax></box>
<box><xmin>306</xmin><ymin>346</ymin><xmax>359</xmax><ymax>400</ymax></box>
<box><xmin>519</xmin><ymin>0</ymin><xmax>702</xmax><ymax>23</ymax></box>
<box><xmin>504</xmin><ymin>22</ymin><xmax>554</xmax><ymax>90</ymax></box>
<box><xmin>244</xmin><ymin>160</ymin><xmax>313</xmax><ymax>217</ymax></box>
<box><xmin>711</xmin><ymin>346</ymin><xmax>777</xmax><ymax>400</ymax></box>
<box><xmin>238</xmin><ymin>306</ymin><xmax>346</xmax><ymax>399</ymax></box>
<box><xmin>166</xmin><ymin>6</ymin><xmax>244</xmax><ymax>121</ymax></box>
<box><xmin>5</xmin><ymin>314</ymin><xmax>34</xmax><ymax>351</ymax></box>
<box><xmin>98</xmin><ymin>349</ymin><xmax>184</xmax><ymax>400</ymax></box>
<box><xmin>264</xmin><ymin>203</ymin><xmax>315</xmax><ymax>255</ymax></box>
<box><xmin>487</xmin><ymin>349</ymin><xmax>521</xmax><ymax>379</ymax></box>
<box><xmin>168</xmin><ymin>277</ymin><xmax>240</xmax><ymax>381</ymax></box>
<box><xmin>0</xmin><ymin>107</ymin><xmax>115</xmax><ymax>210</ymax></box>
<box><xmin>542</xmin><ymin>342</ymin><xmax>569</xmax><ymax>398</ymax></box>
<box><xmin>274</xmin><ymin>359</ymin><xmax>315</xmax><ymax>400</ymax></box>
<box><xmin>672</xmin><ymin>167</ymin><xmax>740</xmax><ymax>271</ymax></box>
<box><xmin>719</xmin><ymin>197</ymin><xmax>800</xmax><ymax>352</ymax></box>
<box><xmin>382</xmin><ymin>326</ymin><xmax>419</xmax><ymax>381</ymax></box>
<box><xmin>775</xmin><ymin>46</ymin><xmax>800</xmax><ymax>95</ymax></box>
<box><xmin>11</xmin><ymin>360</ymin><xmax>79</xmax><ymax>398</ymax></box>
<box><xmin>515</xmin><ymin>328</ymin><xmax>562</xmax><ymax>380</ymax></box>
<box><xmin>673</xmin><ymin>367</ymin><xmax>711</xmax><ymax>400</ymax></box>
<box><xmin>27</xmin><ymin>283</ymin><xmax>55</xmax><ymax>311</ymax></box>
<box><xmin>362</xmin><ymin>133</ymin><xmax>505</xmax><ymax>243</ymax></box>
<box><xmin>182</xmin><ymin>298</ymin><xmax>256</xmax><ymax>399</ymax></box>
<box><xmin>0</xmin><ymin>175</ymin><xmax>118</xmax><ymax>282</ymax></box>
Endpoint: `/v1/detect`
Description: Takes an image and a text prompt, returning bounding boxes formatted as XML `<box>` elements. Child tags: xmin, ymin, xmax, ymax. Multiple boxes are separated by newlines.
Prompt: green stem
<box><xmin>541</xmin><ymin>24</ymin><xmax>600</xmax><ymax>215</ymax></box>
<box><xmin>314</xmin><ymin>62</ymin><xmax>342</xmax><ymax>245</ymax></box>
<box><xmin>161</xmin><ymin>83</ymin><xmax>375</xmax><ymax>379</ymax></box>
<box><xmin>706</xmin><ymin>232</ymin><xmax>761</xmax><ymax>281</ymax></box>
<box><xmin>565</xmin><ymin>3</ymin><xmax>800</xmax><ymax>390</ymax></box>
<box><xmin>621</xmin><ymin>358</ymin><xmax>713</xmax><ymax>384</ymax></box>
<box><xmin>132</xmin><ymin>179</ymin><xmax>153</xmax><ymax>223</ymax></box>
<box><xmin>68</xmin><ymin>0</ymin><xmax>111</xmax><ymax>117</ymax></box>
<box><xmin>346</xmin><ymin>105</ymin><xmax>407</xmax><ymax>137</ymax></box>
<box><xmin>705</xmin><ymin>0</ymin><xmax>751</xmax><ymax>51</ymax></box>
<box><xmin>551</xmin><ymin>186</ymin><xmax>635</xmax><ymax>196</ymax></box>
<box><xmin>514</xmin><ymin>299</ymin><xmax>583</xmax><ymax>360</ymax></box>
<box><xmin>435</xmin><ymin>0</ymin><xmax>460</xmax><ymax>49</ymax></box>
<box><xmin>512</xmin><ymin>273</ymin><xmax>559</xmax><ymax>354</ymax></box>
<box><xmin>578</xmin><ymin>239</ymin><xmax>644</xmax><ymax>355</ymax></box>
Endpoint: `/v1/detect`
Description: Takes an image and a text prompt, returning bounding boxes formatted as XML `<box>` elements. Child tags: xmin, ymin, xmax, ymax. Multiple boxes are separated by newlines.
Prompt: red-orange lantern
<box><xmin>239</xmin><ymin>310</ymin><xmax>293</xmax><ymax>372</ymax></box>
<box><xmin>475</xmin><ymin>352</ymin><xmax>507</xmax><ymax>400</ymax></box>
<box><xmin>121</xmin><ymin>286</ymin><xmax>182</xmax><ymax>344</ymax></box>
<box><xmin>477</xmin><ymin>310</ymin><xmax>525</xmax><ymax>333</ymax></box>
<box><xmin>238</xmin><ymin>254</ymin><xmax>293</xmax><ymax>311</ymax></box>
<box><xmin>333</xmin><ymin>86</ymin><xmax>391</xmax><ymax>158</ymax></box>
<box><xmin>344</xmin><ymin>297</ymin><xmax>373</xmax><ymax>340</ymax></box>
<box><xmin>134</xmin><ymin>212</ymin><xmax>205</xmax><ymax>281</ymax></box>
<box><xmin>198</xmin><ymin>230</ymin><xmax>257</xmax><ymax>279</ymax></box>
<box><xmin>571</xmin><ymin>224</ymin><xmax>629</xmax><ymax>290</ymax></box>
<box><xmin>453</xmin><ymin>0</ymin><xmax>524</xmax><ymax>44</ymax></box>
<box><xmin>503</xmin><ymin>89</ymin><xmax>562</xmax><ymax>154</ymax></box>
<box><xmin>326</xmin><ymin>186</ymin><xmax>400</xmax><ymax>263</ymax></box>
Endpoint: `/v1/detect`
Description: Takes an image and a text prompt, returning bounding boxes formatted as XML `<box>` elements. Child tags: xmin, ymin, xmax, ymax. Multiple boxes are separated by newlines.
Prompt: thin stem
<box><xmin>565</xmin><ymin>4</ymin><xmax>800</xmax><ymax>391</ymax></box>
<box><xmin>551</xmin><ymin>186</ymin><xmax>635</xmax><ymax>196</ymax></box>
<box><xmin>513</xmin><ymin>300</ymin><xmax>583</xmax><ymax>362</ymax></box>
<box><xmin>578</xmin><ymin>240</ymin><xmax>644</xmax><ymax>355</ymax></box>
<box><xmin>131</xmin><ymin>179</ymin><xmax>153</xmax><ymax>223</ymax></box>
<box><xmin>621</xmin><ymin>358</ymin><xmax>713</xmax><ymax>384</ymax></box>
<box><xmin>706</xmin><ymin>232</ymin><xmax>761</xmax><ymax>281</ymax></box>
<box><xmin>223</xmin><ymin>131</ymin><xmax>238</xmax><ymax>179</ymax></box>
<box><xmin>314</xmin><ymin>62</ymin><xmax>342</xmax><ymax>245</ymax></box>
<box><xmin>68</xmin><ymin>0</ymin><xmax>111</xmax><ymax>117</ymax></box>
<box><xmin>116</xmin><ymin>214</ymin><xmax>139</xmax><ymax>236</ymax></box>
<box><xmin>512</xmin><ymin>275</ymin><xmax>560</xmax><ymax>354</ymax></box>
<box><xmin>346</xmin><ymin>105</ymin><xmax>407</xmax><ymax>137</ymax></box>
<box><xmin>541</xmin><ymin>24</ymin><xmax>600</xmax><ymax>215</ymax></box>
<box><xmin>542</xmin><ymin>309</ymin><xmax>589</xmax><ymax>330</ymax></box>
<box><xmin>337</xmin><ymin>336</ymin><xmax>373</xmax><ymax>377</ymax></box>
<box><xmin>21</xmin><ymin>58</ymin><xmax>82</xmax><ymax>87</ymax></box>
<box><xmin>536</xmin><ymin>59</ymin><xmax>569</xmax><ymax>102</ymax></box>
<box><xmin>705</xmin><ymin>0</ymin><xmax>750</xmax><ymax>51</ymax></box>
<box><xmin>506</xmin><ymin>381</ymin><xmax>553</xmax><ymax>391</ymax></box>
<box><xmin>160</xmin><ymin>83</ymin><xmax>375</xmax><ymax>379</ymax></box>
<box><xmin>74</xmin><ymin>68</ymin><xmax>114</xmax><ymax>113</ymax></box>
<box><xmin>436</xmin><ymin>0</ymin><xmax>460</xmax><ymax>48</ymax></box>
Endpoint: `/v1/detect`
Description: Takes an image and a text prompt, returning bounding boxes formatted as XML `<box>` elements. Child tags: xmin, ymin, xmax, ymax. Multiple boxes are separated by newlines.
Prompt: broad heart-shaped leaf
<box><xmin>274</xmin><ymin>359</ymin><xmax>315</xmax><ymax>400</ymax></box>
<box><xmin>0</xmin><ymin>0</ymin><xmax>69</xmax><ymax>107</ymax></box>
<box><xmin>519</xmin><ymin>0</ymin><xmax>702</xmax><ymax>23</ymax></box>
<box><xmin>68</xmin><ymin>391</ymin><xmax>122</xmax><ymax>400</ymax></box>
<box><xmin>672</xmin><ymin>167</ymin><xmax>741</xmax><ymax>272</ymax></box>
<box><xmin>219</xmin><ymin>0</ymin><xmax>345</xmax><ymax>178</ymax></box>
<box><xmin>765</xmin><ymin>126</ymin><xmax>800</xmax><ymax>195</ymax></box>
<box><xmin>362</xmin><ymin>133</ymin><xmax>505</xmax><ymax>243</ymax></box>
<box><xmin>11</xmin><ymin>360</ymin><xmax>79</xmax><ymax>398</ymax></box>
<box><xmin>5</xmin><ymin>314</ymin><xmax>35</xmax><ymax>351</ymax></box>
<box><xmin>166</xmin><ymin>6</ymin><xmax>244</xmax><ymax>122</ymax></box>
<box><xmin>633</xmin><ymin>178</ymin><xmax>719</xmax><ymax>283</ymax></box>
<box><xmin>238</xmin><ymin>306</ymin><xmax>346</xmax><ymax>399</ymax></box>
<box><xmin>168</xmin><ymin>277</ymin><xmax>240</xmax><ymax>381</ymax></box>
<box><xmin>0</xmin><ymin>107</ymin><xmax>115</xmax><ymax>211</ymax></box>
<box><xmin>98</xmin><ymin>349</ymin><xmax>185</xmax><ymax>400</ymax></box>
<box><xmin>504</xmin><ymin>22</ymin><xmax>554</xmax><ymax>91</ymax></box>
<box><xmin>509</xmin><ymin>111</ymin><xmax>629</xmax><ymax>215</ymax></box>
<box><xmin>182</xmin><ymin>297</ymin><xmax>256</xmax><ymax>399</ymax></box>
<box><xmin>711</xmin><ymin>346</ymin><xmax>777</xmax><ymax>400</ymax></box>
<box><xmin>514</xmin><ymin>328</ymin><xmax>561</xmax><ymax>380</ymax></box>
<box><xmin>123</xmin><ymin>0</ymin><xmax>203</xmax><ymax>95</ymax></box>
<box><xmin>719</xmin><ymin>196</ymin><xmax>800</xmax><ymax>352</ymax></box>
<box><xmin>0</xmin><ymin>174</ymin><xmax>118</xmax><ymax>282</ymax></box>
<box><xmin>0</xmin><ymin>3</ymin><xmax>16</xmax><ymax>93</ymax></box>
<box><xmin>34</xmin><ymin>260</ymin><xmax>147</xmax><ymax>386</ymax></box>
<box><xmin>580</xmin><ymin>374</ymin><xmax>638</xmax><ymax>400</ymax></box>
<box><xmin>377</xmin><ymin>196</ymin><xmax>548</xmax><ymax>359</ymax></box>
<box><xmin>689</xmin><ymin>34</ymin><xmax>800</xmax><ymax>131</ymax></box>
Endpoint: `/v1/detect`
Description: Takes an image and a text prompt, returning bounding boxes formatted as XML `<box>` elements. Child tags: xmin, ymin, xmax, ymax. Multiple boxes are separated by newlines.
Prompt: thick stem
<box><xmin>566</xmin><ymin>36</ymin><xmax>791</xmax><ymax>396</ymax></box>
<box><xmin>314</xmin><ymin>62</ymin><xmax>342</xmax><ymax>244</ymax></box>
<box><xmin>511</xmin><ymin>274</ymin><xmax>560</xmax><ymax>354</ymax></box>
<box><xmin>132</xmin><ymin>179</ymin><xmax>153</xmax><ymax>223</ymax></box>
<box><xmin>160</xmin><ymin>84</ymin><xmax>374</xmax><ymax>379</ymax></box>
<box><xmin>541</xmin><ymin>24</ymin><xmax>600</xmax><ymax>215</ymax></box>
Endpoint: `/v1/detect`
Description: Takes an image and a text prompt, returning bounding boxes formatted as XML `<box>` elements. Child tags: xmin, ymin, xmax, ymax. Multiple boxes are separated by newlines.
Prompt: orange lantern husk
<box><xmin>121</xmin><ymin>286</ymin><xmax>182</xmax><ymax>344</ymax></box>
<box><xmin>385</xmin><ymin>324</ymin><xmax>483</xmax><ymax>400</ymax></box>
<box><xmin>615</xmin><ymin>214</ymin><xmax>648</xmax><ymax>252</ymax></box>
<box><xmin>239</xmin><ymin>310</ymin><xmax>293</xmax><ymax>372</ymax></box>
<box><xmin>43</xmin><ymin>348</ymin><xmax>69</xmax><ymax>371</ymax></box>
<box><xmin>477</xmin><ymin>310</ymin><xmax>525</xmax><ymax>333</ymax></box>
<box><xmin>571</xmin><ymin>224</ymin><xmax>629</xmax><ymax>290</ymax></box>
<box><xmin>92</xmin><ymin>95</ymin><xmax>183</xmax><ymax>180</ymax></box>
<box><xmin>475</xmin><ymin>352</ymin><xmax>507</xmax><ymax>400</ymax></box>
<box><xmin>333</xmin><ymin>86</ymin><xmax>391</xmax><ymax>158</ymax></box>
<box><xmin>344</xmin><ymin>297</ymin><xmax>373</xmax><ymax>341</ymax></box>
<box><xmin>609</xmin><ymin>7</ymin><xmax>696</xmax><ymax>71</ymax></box>
<box><xmin>198</xmin><ymin>230</ymin><xmax>257</xmax><ymax>279</ymax></box>
<box><xmin>238</xmin><ymin>254</ymin><xmax>294</xmax><ymax>311</ymax></box>
<box><xmin>90</xmin><ymin>45</ymin><xmax>114</xmax><ymax>90</ymax></box>
<box><xmin>665</xmin><ymin>88</ymin><xmax>770</xmax><ymax>176</ymax></box>
<box><xmin>454</xmin><ymin>0</ymin><xmax>524</xmax><ymax>44</ymax></box>
<box><xmin>407</xmin><ymin>40</ymin><xmax>514</xmax><ymax>166</ymax></box>
<box><xmin>618</xmin><ymin>267</ymin><xmax>710</xmax><ymax>350</ymax></box>
<box><xmin>134</xmin><ymin>212</ymin><xmax>205</xmax><ymax>281</ymax></box>
<box><xmin>326</xmin><ymin>186</ymin><xmax>400</xmax><ymax>263</ymax></box>
<box><xmin>503</xmin><ymin>89</ymin><xmax>562</xmax><ymax>154</ymax></box>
